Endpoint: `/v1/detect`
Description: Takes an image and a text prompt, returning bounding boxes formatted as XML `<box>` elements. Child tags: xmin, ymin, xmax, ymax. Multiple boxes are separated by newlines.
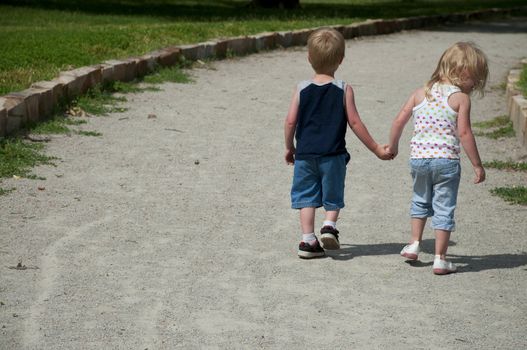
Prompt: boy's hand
<box><xmin>285</xmin><ymin>148</ymin><xmax>295</xmax><ymax>165</ymax></box>
<box><xmin>374</xmin><ymin>144</ymin><xmax>394</xmax><ymax>160</ymax></box>
<box><xmin>473</xmin><ymin>165</ymin><xmax>486</xmax><ymax>184</ymax></box>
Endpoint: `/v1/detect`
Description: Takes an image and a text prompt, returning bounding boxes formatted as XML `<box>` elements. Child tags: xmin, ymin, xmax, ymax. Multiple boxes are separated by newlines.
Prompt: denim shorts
<box><xmin>291</xmin><ymin>154</ymin><xmax>347</xmax><ymax>210</ymax></box>
<box><xmin>410</xmin><ymin>158</ymin><xmax>461</xmax><ymax>231</ymax></box>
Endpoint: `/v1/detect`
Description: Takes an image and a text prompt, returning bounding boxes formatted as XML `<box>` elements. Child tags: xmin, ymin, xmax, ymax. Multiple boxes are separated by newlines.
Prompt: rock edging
<box><xmin>0</xmin><ymin>7</ymin><xmax>521</xmax><ymax>137</ymax></box>
<box><xmin>506</xmin><ymin>58</ymin><xmax>527</xmax><ymax>150</ymax></box>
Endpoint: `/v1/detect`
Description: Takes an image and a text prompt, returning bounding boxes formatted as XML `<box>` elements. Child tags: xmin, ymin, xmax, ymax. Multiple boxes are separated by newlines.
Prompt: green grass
<box><xmin>0</xmin><ymin>138</ymin><xmax>56</xmax><ymax>179</ymax></box>
<box><xmin>473</xmin><ymin>115</ymin><xmax>515</xmax><ymax>139</ymax></box>
<box><xmin>143</xmin><ymin>66</ymin><xmax>192</xmax><ymax>84</ymax></box>
<box><xmin>1</xmin><ymin>0</ymin><xmax>526</xmax><ymax>95</ymax></box>
<box><xmin>77</xmin><ymin>130</ymin><xmax>102</xmax><ymax>137</ymax></box>
<box><xmin>473</xmin><ymin>115</ymin><xmax>510</xmax><ymax>129</ymax></box>
<box><xmin>518</xmin><ymin>63</ymin><xmax>527</xmax><ymax>97</ymax></box>
<box><xmin>490</xmin><ymin>186</ymin><xmax>527</xmax><ymax>205</ymax></box>
<box><xmin>483</xmin><ymin>160</ymin><xmax>527</xmax><ymax>171</ymax></box>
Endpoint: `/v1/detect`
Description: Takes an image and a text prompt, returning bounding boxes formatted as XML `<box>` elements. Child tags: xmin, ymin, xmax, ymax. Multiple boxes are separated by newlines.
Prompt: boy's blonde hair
<box><xmin>307</xmin><ymin>28</ymin><xmax>345</xmax><ymax>74</ymax></box>
<box><xmin>425</xmin><ymin>41</ymin><xmax>489</xmax><ymax>99</ymax></box>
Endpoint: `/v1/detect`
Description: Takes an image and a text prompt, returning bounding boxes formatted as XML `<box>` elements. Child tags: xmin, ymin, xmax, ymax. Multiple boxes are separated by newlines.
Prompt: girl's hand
<box><xmin>387</xmin><ymin>144</ymin><xmax>398</xmax><ymax>159</ymax></box>
<box><xmin>375</xmin><ymin>144</ymin><xmax>394</xmax><ymax>160</ymax></box>
<box><xmin>473</xmin><ymin>166</ymin><xmax>486</xmax><ymax>184</ymax></box>
<box><xmin>285</xmin><ymin>148</ymin><xmax>295</xmax><ymax>165</ymax></box>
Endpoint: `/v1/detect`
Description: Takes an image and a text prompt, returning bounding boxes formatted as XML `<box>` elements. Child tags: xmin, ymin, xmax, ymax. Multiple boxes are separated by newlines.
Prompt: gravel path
<box><xmin>1</xmin><ymin>18</ymin><xmax>526</xmax><ymax>350</ymax></box>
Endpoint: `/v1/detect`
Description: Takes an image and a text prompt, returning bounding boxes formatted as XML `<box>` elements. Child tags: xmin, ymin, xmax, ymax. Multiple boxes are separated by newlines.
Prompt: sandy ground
<box><xmin>1</xmin><ymin>18</ymin><xmax>527</xmax><ymax>350</ymax></box>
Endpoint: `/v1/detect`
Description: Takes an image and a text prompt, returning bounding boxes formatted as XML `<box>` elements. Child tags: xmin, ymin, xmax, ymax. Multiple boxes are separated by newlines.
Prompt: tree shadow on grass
<box><xmin>325</xmin><ymin>239</ymin><xmax>527</xmax><ymax>273</ymax></box>
<box><xmin>3</xmin><ymin>0</ymin><xmax>525</xmax><ymax>22</ymax></box>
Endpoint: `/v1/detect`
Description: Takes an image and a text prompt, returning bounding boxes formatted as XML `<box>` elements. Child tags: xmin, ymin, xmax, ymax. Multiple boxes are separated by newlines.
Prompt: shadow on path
<box><xmin>325</xmin><ymin>239</ymin><xmax>527</xmax><ymax>273</ymax></box>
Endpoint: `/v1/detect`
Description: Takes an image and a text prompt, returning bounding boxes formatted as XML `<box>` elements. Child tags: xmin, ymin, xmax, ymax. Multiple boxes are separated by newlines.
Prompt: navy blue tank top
<box><xmin>295</xmin><ymin>80</ymin><xmax>349</xmax><ymax>161</ymax></box>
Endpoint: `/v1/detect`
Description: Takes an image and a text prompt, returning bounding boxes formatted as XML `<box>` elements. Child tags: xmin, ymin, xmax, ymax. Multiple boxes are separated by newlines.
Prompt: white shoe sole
<box><xmin>298</xmin><ymin>250</ymin><xmax>325</xmax><ymax>259</ymax></box>
<box><xmin>401</xmin><ymin>252</ymin><xmax>419</xmax><ymax>260</ymax></box>
<box><xmin>320</xmin><ymin>234</ymin><xmax>340</xmax><ymax>250</ymax></box>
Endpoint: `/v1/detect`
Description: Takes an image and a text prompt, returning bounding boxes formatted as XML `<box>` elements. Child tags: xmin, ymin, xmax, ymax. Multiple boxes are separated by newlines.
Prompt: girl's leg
<box><xmin>410</xmin><ymin>217</ymin><xmax>427</xmax><ymax>243</ymax></box>
<box><xmin>434</xmin><ymin>229</ymin><xmax>451</xmax><ymax>259</ymax></box>
<box><xmin>300</xmin><ymin>207</ymin><xmax>316</xmax><ymax>234</ymax></box>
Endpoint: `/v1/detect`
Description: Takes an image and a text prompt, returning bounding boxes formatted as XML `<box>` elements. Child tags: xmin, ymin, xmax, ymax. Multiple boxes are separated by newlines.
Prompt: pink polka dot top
<box><xmin>410</xmin><ymin>83</ymin><xmax>461</xmax><ymax>159</ymax></box>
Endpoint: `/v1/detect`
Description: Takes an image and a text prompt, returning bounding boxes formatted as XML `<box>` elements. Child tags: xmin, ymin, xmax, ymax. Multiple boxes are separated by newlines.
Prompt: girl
<box><xmin>388</xmin><ymin>42</ymin><xmax>489</xmax><ymax>275</ymax></box>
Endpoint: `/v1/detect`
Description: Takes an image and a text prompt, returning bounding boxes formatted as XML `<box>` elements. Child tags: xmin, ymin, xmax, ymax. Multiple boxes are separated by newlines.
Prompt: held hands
<box><xmin>374</xmin><ymin>144</ymin><xmax>395</xmax><ymax>160</ymax></box>
<box><xmin>473</xmin><ymin>165</ymin><xmax>486</xmax><ymax>184</ymax></box>
<box><xmin>285</xmin><ymin>147</ymin><xmax>295</xmax><ymax>165</ymax></box>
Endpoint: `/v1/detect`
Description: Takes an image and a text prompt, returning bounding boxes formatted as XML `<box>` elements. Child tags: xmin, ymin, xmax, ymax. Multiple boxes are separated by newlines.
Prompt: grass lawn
<box><xmin>519</xmin><ymin>62</ymin><xmax>527</xmax><ymax>97</ymax></box>
<box><xmin>1</xmin><ymin>0</ymin><xmax>526</xmax><ymax>95</ymax></box>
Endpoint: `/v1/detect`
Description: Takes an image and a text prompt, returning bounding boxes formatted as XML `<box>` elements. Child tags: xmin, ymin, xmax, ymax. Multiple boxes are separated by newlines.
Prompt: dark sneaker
<box><xmin>297</xmin><ymin>239</ymin><xmax>325</xmax><ymax>259</ymax></box>
<box><xmin>319</xmin><ymin>226</ymin><xmax>340</xmax><ymax>250</ymax></box>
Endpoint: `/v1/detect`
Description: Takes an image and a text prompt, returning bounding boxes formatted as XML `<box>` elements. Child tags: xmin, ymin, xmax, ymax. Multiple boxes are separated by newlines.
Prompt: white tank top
<box><xmin>410</xmin><ymin>83</ymin><xmax>461</xmax><ymax>159</ymax></box>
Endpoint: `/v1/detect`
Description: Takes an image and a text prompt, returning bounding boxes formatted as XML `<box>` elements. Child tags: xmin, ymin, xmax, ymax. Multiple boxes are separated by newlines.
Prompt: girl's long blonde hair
<box><xmin>425</xmin><ymin>42</ymin><xmax>489</xmax><ymax>100</ymax></box>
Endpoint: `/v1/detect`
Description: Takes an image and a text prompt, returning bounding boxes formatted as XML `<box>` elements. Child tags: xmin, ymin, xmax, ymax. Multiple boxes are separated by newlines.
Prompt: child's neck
<box><xmin>313</xmin><ymin>73</ymin><xmax>335</xmax><ymax>84</ymax></box>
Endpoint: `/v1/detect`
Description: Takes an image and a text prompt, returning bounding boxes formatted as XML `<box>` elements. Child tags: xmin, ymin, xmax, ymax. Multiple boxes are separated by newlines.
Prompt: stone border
<box><xmin>506</xmin><ymin>58</ymin><xmax>527</xmax><ymax>150</ymax></box>
<box><xmin>0</xmin><ymin>7</ymin><xmax>522</xmax><ymax>137</ymax></box>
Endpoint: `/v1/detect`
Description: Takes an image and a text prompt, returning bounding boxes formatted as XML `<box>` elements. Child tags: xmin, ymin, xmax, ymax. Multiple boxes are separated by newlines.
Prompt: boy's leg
<box><xmin>297</xmin><ymin>207</ymin><xmax>324</xmax><ymax>258</ymax></box>
<box><xmin>300</xmin><ymin>207</ymin><xmax>316</xmax><ymax>234</ymax></box>
<box><xmin>319</xmin><ymin>155</ymin><xmax>346</xmax><ymax>250</ymax></box>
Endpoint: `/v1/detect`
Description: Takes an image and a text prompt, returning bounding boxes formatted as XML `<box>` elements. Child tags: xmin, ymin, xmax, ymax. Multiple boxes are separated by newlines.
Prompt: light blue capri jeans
<box><xmin>410</xmin><ymin>158</ymin><xmax>461</xmax><ymax>232</ymax></box>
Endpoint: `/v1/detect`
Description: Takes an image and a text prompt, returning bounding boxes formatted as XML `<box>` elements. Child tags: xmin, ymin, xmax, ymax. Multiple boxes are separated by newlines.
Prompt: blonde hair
<box><xmin>307</xmin><ymin>28</ymin><xmax>345</xmax><ymax>74</ymax></box>
<box><xmin>425</xmin><ymin>41</ymin><xmax>489</xmax><ymax>99</ymax></box>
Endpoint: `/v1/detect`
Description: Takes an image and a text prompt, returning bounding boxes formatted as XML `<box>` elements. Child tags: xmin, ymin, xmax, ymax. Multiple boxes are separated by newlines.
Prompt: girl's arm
<box><xmin>345</xmin><ymin>85</ymin><xmax>391</xmax><ymax>160</ymax></box>
<box><xmin>389</xmin><ymin>90</ymin><xmax>418</xmax><ymax>157</ymax></box>
<box><xmin>456</xmin><ymin>94</ymin><xmax>486</xmax><ymax>183</ymax></box>
<box><xmin>284</xmin><ymin>88</ymin><xmax>299</xmax><ymax>165</ymax></box>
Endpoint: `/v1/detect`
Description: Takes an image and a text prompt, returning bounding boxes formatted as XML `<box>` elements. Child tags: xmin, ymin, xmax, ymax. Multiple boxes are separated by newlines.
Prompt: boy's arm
<box><xmin>345</xmin><ymin>85</ymin><xmax>391</xmax><ymax>160</ymax></box>
<box><xmin>456</xmin><ymin>94</ymin><xmax>485</xmax><ymax>183</ymax></box>
<box><xmin>388</xmin><ymin>91</ymin><xmax>416</xmax><ymax>157</ymax></box>
<box><xmin>284</xmin><ymin>88</ymin><xmax>299</xmax><ymax>165</ymax></box>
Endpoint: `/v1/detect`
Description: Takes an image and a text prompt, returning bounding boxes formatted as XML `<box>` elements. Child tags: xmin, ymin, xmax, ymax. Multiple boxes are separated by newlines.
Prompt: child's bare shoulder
<box><xmin>413</xmin><ymin>87</ymin><xmax>425</xmax><ymax>104</ymax></box>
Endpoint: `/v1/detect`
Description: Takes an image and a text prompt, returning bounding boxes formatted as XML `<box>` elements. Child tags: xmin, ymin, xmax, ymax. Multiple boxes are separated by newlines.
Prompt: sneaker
<box><xmin>400</xmin><ymin>241</ymin><xmax>420</xmax><ymax>260</ymax></box>
<box><xmin>319</xmin><ymin>226</ymin><xmax>340</xmax><ymax>250</ymax></box>
<box><xmin>298</xmin><ymin>239</ymin><xmax>325</xmax><ymax>259</ymax></box>
<box><xmin>433</xmin><ymin>256</ymin><xmax>457</xmax><ymax>275</ymax></box>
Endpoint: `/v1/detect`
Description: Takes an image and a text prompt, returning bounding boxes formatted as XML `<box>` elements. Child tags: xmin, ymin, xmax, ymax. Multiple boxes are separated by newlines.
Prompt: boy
<box><xmin>284</xmin><ymin>28</ymin><xmax>392</xmax><ymax>259</ymax></box>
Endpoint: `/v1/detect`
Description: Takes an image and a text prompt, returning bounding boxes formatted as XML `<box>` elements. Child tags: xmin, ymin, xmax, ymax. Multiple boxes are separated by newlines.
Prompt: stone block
<box><xmin>180</xmin><ymin>43</ymin><xmax>216</xmax><ymax>61</ymax></box>
<box><xmin>102</xmin><ymin>60</ymin><xmax>128</xmax><ymax>82</ymax></box>
<box><xmin>98</xmin><ymin>63</ymin><xmax>114</xmax><ymax>84</ymax></box>
<box><xmin>290</xmin><ymin>29</ymin><xmax>313</xmax><ymax>47</ymax></box>
<box><xmin>342</xmin><ymin>24</ymin><xmax>360</xmax><ymax>39</ymax></box>
<box><xmin>3</xmin><ymin>89</ymin><xmax>40</xmax><ymax>124</ymax></box>
<box><xmin>139</xmin><ymin>53</ymin><xmax>160</xmax><ymax>73</ymax></box>
<box><xmin>253</xmin><ymin>32</ymin><xmax>278</xmax><ymax>51</ymax></box>
<box><xmin>521</xmin><ymin>108</ymin><xmax>527</xmax><ymax>147</ymax></box>
<box><xmin>357</xmin><ymin>21</ymin><xmax>377</xmax><ymax>37</ymax></box>
<box><xmin>126</xmin><ymin>57</ymin><xmax>148</xmax><ymax>77</ymax></box>
<box><xmin>511</xmin><ymin>95</ymin><xmax>527</xmax><ymax>129</ymax></box>
<box><xmin>32</xmin><ymin>80</ymin><xmax>65</xmax><ymax>115</ymax></box>
<box><xmin>59</xmin><ymin>66</ymin><xmax>102</xmax><ymax>97</ymax></box>
<box><xmin>374</xmin><ymin>20</ymin><xmax>399</xmax><ymax>35</ymax></box>
<box><xmin>0</xmin><ymin>99</ymin><xmax>7</xmax><ymax>137</ymax></box>
<box><xmin>277</xmin><ymin>31</ymin><xmax>293</xmax><ymax>48</ymax></box>
<box><xmin>403</xmin><ymin>17</ymin><xmax>426</xmax><ymax>30</ymax></box>
<box><xmin>157</xmin><ymin>47</ymin><xmax>182</xmax><ymax>67</ymax></box>
<box><xmin>227</xmin><ymin>36</ymin><xmax>256</xmax><ymax>56</ymax></box>
<box><xmin>121</xmin><ymin>59</ymin><xmax>137</xmax><ymax>82</ymax></box>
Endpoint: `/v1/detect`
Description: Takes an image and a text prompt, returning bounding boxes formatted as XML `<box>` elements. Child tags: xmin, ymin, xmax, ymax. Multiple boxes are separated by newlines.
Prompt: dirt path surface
<box><xmin>1</xmin><ymin>18</ymin><xmax>527</xmax><ymax>350</ymax></box>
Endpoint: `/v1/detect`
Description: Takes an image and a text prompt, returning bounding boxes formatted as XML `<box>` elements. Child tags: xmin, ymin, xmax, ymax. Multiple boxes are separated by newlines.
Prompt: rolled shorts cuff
<box><xmin>431</xmin><ymin>222</ymin><xmax>456</xmax><ymax>232</ymax></box>
<box><xmin>323</xmin><ymin>203</ymin><xmax>345</xmax><ymax>211</ymax></box>
<box><xmin>291</xmin><ymin>201</ymin><xmax>322</xmax><ymax>209</ymax></box>
<box><xmin>411</xmin><ymin>214</ymin><xmax>432</xmax><ymax>219</ymax></box>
